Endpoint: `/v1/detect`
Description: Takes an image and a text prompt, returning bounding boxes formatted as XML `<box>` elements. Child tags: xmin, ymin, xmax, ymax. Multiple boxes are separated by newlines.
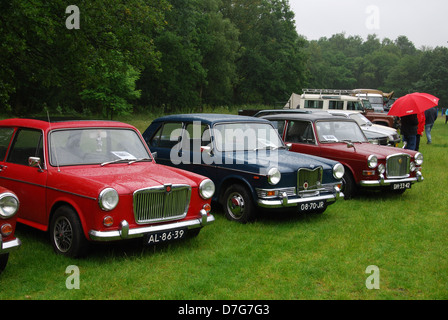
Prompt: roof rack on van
<box><xmin>302</xmin><ymin>89</ymin><xmax>354</xmax><ymax>95</ymax></box>
<box><xmin>302</xmin><ymin>88</ymin><xmax>394</xmax><ymax>99</ymax></box>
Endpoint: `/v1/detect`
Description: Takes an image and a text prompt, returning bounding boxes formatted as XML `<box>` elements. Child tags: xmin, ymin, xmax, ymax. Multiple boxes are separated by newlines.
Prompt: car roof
<box><xmin>261</xmin><ymin>112</ymin><xmax>357</xmax><ymax>123</ymax></box>
<box><xmin>152</xmin><ymin>113</ymin><xmax>271</xmax><ymax>125</ymax></box>
<box><xmin>0</xmin><ymin>118</ymin><xmax>135</xmax><ymax>131</ymax></box>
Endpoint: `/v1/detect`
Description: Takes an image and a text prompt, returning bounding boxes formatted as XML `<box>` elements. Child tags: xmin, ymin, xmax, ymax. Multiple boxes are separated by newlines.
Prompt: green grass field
<box><xmin>0</xmin><ymin>115</ymin><xmax>447</xmax><ymax>300</ymax></box>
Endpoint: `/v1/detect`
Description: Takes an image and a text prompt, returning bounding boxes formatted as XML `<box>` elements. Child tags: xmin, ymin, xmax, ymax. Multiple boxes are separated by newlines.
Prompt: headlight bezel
<box><xmin>0</xmin><ymin>192</ymin><xmax>20</xmax><ymax>220</ymax></box>
<box><xmin>333</xmin><ymin>163</ymin><xmax>345</xmax><ymax>180</ymax></box>
<box><xmin>98</xmin><ymin>188</ymin><xmax>119</xmax><ymax>211</ymax></box>
<box><xmin>367</xmin><ymin>155</ymin><xmax>378</xmax><ymax>169</ymax></box>
<box><xmin>199</xmin><ymin>179</ymin><xmax>215</xmax><ymax>200</ymax></box>
<box><xmin>267</xmin><ymin>167</ymin><xmax>281</xmax><ymax>185</ymax></box>
<box><xmin>414</xmin><ymin>152</ymin><xmax>423</xmax><ymax>166</ymax></box>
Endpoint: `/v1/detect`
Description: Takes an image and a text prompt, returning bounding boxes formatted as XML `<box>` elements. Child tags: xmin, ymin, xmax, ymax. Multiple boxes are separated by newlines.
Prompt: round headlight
<box><xmin>98</xmin><ymin>188</ymin><xmax>119</xmax><ymax>211</ymax></box>
<box><xmin>333</xmin><ymin>163</ymin><xmax>345</xmax><ymax>180</ymax></box>
<box><xmin>414</xmin><ymin>152</ymin><xmax>423</xmax><ymax>166</ymax></box>
<box><xmin>368</xmin><ymin>155</ymin><xmax>378</xmax><ymax>169</ymax></box>
<box><xmin>199</xmin><ymin>179</ymin><xmax>215</xmax><ymax>200</ymax></box>
<box><xmin>267</xmin><ymin>167</ymin><xmax>281</xmax><ymax>185</ymax></box>
<box><xmin>0</xmin><ymin>193</ymin><xmax>19</xmax><ymax>219</ymax></box>
<box><xmin>378</xmin><ymin>163</ymin><xmax>386</xmax><ymax>174</ymax></box>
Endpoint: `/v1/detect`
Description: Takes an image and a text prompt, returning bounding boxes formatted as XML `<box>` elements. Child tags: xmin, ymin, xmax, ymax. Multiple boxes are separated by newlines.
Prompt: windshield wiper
<box><xmin>101</xmin><ymin>158</ymin><xmax>135</xmax><ymax>166</ymax></box>
<box><xmin>101</xmin><ymin>158</ymin><xmax>152</xmax><ymax>167</ymax></box>
<box><xmin>128</xmin><ymin>157</ymin><xmax>152</xmax><ymax>164</ymax></box>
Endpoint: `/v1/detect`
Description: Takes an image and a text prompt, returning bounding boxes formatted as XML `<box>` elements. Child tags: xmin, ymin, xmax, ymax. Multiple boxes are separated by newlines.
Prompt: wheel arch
<box><xmin>217</xmin><ymin>176</ymin><xmax>256</xmax><ymax>205</ymax></box>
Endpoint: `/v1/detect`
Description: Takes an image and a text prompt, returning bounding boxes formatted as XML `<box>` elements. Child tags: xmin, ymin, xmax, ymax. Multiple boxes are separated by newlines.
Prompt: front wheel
<box><xmin>342</xmin><ymin>169</ymin><xmax>357</xmax><ymax>199</ymax></box>
<box><xmin>50</xmin><ymin>206</ymin><xmax>89</xmax><ymax>258</ymax></box>
<box><xmin>222</xmin><ymin>184</ymin><xmax>255</xmax><ymax>223</ymax></box>
<box><xmin>0</xmin><ymin>253</ymin><xmax>9</xmax><ymax>274</ymax></box>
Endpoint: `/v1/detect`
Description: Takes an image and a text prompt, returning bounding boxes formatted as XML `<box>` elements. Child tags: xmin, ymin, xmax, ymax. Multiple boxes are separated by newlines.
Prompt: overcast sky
<box><xmin>289</xmin><ymin>0</ymin><xmax>448</xmax><ymax>48</ymax></box>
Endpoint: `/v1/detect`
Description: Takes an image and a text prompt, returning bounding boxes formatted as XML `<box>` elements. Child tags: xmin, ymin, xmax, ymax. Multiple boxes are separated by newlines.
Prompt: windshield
<box><xmin>315</xmin><ymin>121</ymin><xmax>367</xmax><ymax>143</ymax></box>
<box><xmin>348</xmin><ymin>113</ymin><xmax>372</xmax><ymax>126</ymax></box>
<box><xmin>362</xmin><ymin>99</ymin><xmax>372</xmax><ymax>110</ymax></box>
<box><xmin>49</xmin><ymin>128</ymin><xmax>151</xmax><ymax>166</ymax></box>
<box><xmin>214</xmin><ymin>122</ymin><xmax>284</xmax><ymax>151</ymax></box>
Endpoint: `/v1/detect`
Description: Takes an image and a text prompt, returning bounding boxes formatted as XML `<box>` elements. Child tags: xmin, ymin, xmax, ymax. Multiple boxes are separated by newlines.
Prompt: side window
<box><xmin>0</xmin><ymin>127</ymin><xmax>14</xmax><ymax>161</ymax></box>
<box><xmin>329</xmin><ymin>101</ymin><xmax>344</xmax><ymax>110</ymax></box>
<box><xmin>269</xmin><ymin>120</ymin><xmax>286</xmax><ymax>137</ymax></box>
<box><xmin>285</xmin><ymin>121</ymin><xmax>315</xmax><ymax>144</ymax></box>
<box><xmin>158</xmin><ymin>123</ymin><xmax>183</xmax><ymax>149</ymax></box>
<box><xmin>184</xmin><ymin>123</ymin><xmax>211</xmax><ymax>151</ymax></box>
<box><xmin>7</xmin><ymin>129</ymin><xmax>44</xmax><ymax>165</ymax></box>
<box><xmin>304</xmin><ymin>100</ymin><xmax>323</xmax><ymax>109</ymax></box>
<box><xmin>347</xmin><ymin>101</ymin><xmax>363</xmax><ymax>111</ymax></box>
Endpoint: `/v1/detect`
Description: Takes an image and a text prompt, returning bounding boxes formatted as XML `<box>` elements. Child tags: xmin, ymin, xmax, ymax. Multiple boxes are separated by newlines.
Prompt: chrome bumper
<box><xmin>360</xmin><ymin>171</ymin><xmax>424</xmax><ymax>187</ymax></box>
<box><xmin>0</xmin><ymin>235</ymin><xmax>21</xmax><ymax>254</ymax></box>
<box><xmin>89</xmin><ymin>210</ymin><xmax>214</xmax><ymax>242</ymax></box>
<box><xmin>257</xmin><ymin>188</ymin><xmax>343</xmax><ymax>209</ymax></box>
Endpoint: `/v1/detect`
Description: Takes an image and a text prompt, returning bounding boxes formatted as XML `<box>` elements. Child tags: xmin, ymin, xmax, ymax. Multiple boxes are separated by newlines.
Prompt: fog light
<box><xmin>103</xmin><ymin>216</ymin><xmax>114</xmax><ymax>227</ymax></box>
<box><xmin>203</xmin><ymin>203</ymin><xmax>211</xmax><ymax>214</ymax></box>
<box><xmin>1</xmin><ymin>223</ymin><xmax>13</xmax><ymax>237</ymax></box>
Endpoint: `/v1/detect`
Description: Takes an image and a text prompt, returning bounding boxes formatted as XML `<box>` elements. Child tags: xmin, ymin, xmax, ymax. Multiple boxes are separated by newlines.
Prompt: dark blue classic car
<box><xmin>143</xmin><ymin>114</ymin><xmax>344</xmax><ymax>222</ymax></box>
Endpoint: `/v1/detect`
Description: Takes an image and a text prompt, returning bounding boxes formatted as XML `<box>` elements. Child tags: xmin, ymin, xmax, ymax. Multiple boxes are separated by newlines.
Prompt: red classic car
<box><xmin>262</xmin><ymin>113</ymin><xmax>424</xmax><ymax>198</ymax></box>
<box><xmin>0</xmin><ymin>118</ymin><xmax>215</xmax><ymax>257</ymax></box>
<box><xmin>0</xmin><ymin>187</ymin><xmax>21</xmax><ymax>274</ymax></box>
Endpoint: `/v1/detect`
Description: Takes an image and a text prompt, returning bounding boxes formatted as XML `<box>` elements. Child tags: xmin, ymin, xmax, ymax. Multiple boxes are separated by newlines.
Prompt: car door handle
<box><xmin>0</xmin><ymin>165</ymin><xmax>7</xmax><ymax>171</ymax></box>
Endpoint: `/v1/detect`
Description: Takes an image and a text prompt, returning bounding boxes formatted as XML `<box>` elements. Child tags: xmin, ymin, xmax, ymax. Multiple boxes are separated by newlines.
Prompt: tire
<box><xmin>222</xmin><ymin>184</ymin><xmax>255</xmax><ymax>223</ymax></box>
<box><xmin>0</xmin><ymin>253</ymin><xmax>9</xmax><ymax>274</ymax></box>
<box><xmin>342</xmin><ymin>169</ymin><xmax>357</xmax><ymax>199</ymax></box>
<box><xmin>50</xmin><ymin>206</ymin><xmax>89</xmax><ymax>258</ymax></box>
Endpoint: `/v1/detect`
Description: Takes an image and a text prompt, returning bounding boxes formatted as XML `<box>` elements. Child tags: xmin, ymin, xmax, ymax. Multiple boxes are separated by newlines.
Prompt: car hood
<box><xmin>48</xmin><ymin>163</ymin><xmax>200</xmax><ymax>196</ymax></box>
<box><xmin>361</xmin><ymin>124</ymin><xmax>398</xmax><ymax>137</ymax></box>
<box><xmin>220</xmin><ymin>149</ymin><xmax>338</xmax><ymax>174</ymax></box>
<box><xmin>326</xmin><ymin>142</ymin><xmax>415</xmax><ymax>159</ymax></box>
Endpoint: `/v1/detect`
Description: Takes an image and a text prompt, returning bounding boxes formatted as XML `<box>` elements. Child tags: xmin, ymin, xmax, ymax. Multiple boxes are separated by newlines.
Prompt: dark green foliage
<box><xmin>1</xmin><ymin>1</ymin><xmax>447</xmax><ymax>117</ymax></box>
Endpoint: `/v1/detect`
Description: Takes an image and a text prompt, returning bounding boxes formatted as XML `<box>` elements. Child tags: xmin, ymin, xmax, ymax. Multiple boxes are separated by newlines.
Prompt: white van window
<box><xmin>304</xmin><ymin>100</ymin><xmax>323</xmax><ymax>109</ymax></box>
<box><xmin>329</xmin><ymin>101</ymin><xmax>344</xmax><ymax>110</ymax></box>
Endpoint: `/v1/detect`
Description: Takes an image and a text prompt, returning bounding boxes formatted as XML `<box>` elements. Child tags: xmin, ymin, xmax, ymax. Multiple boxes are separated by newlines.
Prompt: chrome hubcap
<box><xmin>227</xmin><ymin>192</ymin><xmax>245</xmax><ymax>219</ymax></box>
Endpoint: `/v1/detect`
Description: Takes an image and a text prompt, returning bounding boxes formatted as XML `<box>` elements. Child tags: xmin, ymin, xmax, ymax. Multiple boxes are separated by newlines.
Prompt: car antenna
<box><xmin>47</xmin><ymin>111</ymin><xmax>61</xmax><ymax>172</ymax></box>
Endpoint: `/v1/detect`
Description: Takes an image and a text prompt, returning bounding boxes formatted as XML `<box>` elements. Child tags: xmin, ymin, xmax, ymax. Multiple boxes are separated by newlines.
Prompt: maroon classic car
<box><xmin>262</xmin><ymin>113</ymin><xmax>424</xmax><ymax>198</ymax></box>
<box><xmin>0</xmin><ymin>118</ymin><xmax>215</xmax><ymax>257</ymax></box>
<box><xmin>0</xmin><ymin>187</ymin><xmax>21</xmax><ymax>274</ymax></box>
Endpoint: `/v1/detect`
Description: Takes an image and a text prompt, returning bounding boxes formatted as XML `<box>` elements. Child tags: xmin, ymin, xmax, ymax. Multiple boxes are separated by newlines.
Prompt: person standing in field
<box><xmin>424</xmin><ymin>107</ymin><xmax>438</xmax><ymax>144</ymax></box>
<box><xmin>401</xmin><ymin>113</ymin><xmax>419</xmax><ymax>151</ymax></box>
<box><xmin>416</xmin><ymin>112</ymin><xmax>425</xmax><ymax>151</ymax></box>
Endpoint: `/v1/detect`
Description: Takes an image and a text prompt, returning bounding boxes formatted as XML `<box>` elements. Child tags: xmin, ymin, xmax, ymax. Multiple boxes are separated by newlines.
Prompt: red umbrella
<box><xmin>388</xmin><ymin>92</ymin><xmax>439</xmax><ymax>117</ymax></box>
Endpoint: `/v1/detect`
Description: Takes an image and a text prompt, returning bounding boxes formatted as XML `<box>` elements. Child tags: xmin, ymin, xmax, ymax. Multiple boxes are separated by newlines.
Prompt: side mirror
<box><xmin>151</xmin><ymin>151</ymin><xmax>157</xmax><ymax>160</ymax></box>
<box><xmin>28</xmin><ymin>157</ymin><xmax>44</xmax><ymax>172</ymax></box>
<box><xmin>286</xmin><ymin>143</ymin><xmax>292</xmax><ymax>150</ymax></box>
<box><xmin>200</xmin><ymin>146</ymin><xmax>213</xmax><ymax>156</ymax></box>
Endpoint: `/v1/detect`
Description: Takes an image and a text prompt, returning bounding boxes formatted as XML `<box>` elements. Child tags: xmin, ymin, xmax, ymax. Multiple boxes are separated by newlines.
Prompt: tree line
<box><xmin>1</xmin><ymin>0</ymin><xmax>447</xmax><ymax>118</ymax></box>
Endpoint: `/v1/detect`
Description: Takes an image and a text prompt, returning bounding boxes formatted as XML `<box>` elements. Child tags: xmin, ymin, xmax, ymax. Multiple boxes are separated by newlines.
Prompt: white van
<box><xmin>284</xmin><ymin>89</ymin><xmax>365</xmax><ymax>112</ymax></box>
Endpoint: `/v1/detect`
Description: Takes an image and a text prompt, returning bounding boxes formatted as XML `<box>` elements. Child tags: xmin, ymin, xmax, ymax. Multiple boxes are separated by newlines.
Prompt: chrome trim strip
<box><xmin>88</xmin><ymin>213</ymin><xmax>215</xmax><ymax>242</ymax></box>
<box><xmin>0</xmin><ymin>177</ymin><xmax>97</xmax><ymax>201</ymax></box>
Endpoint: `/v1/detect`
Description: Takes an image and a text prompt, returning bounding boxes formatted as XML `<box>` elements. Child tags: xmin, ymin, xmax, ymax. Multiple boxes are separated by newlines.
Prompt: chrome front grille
<box><xmin>133</xmin><ymin>185</ymin><xmax>191</xmax><ymax>224</ymax></box>
<box><xmin>297</xmin><ymin>167</ymin><xmax>323</xmax><ymax>196</ymax></box>
<box><xmin>386</xmin><ymin>154</ymin><xmax>410</xmax><ymax>178</ymax></box>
